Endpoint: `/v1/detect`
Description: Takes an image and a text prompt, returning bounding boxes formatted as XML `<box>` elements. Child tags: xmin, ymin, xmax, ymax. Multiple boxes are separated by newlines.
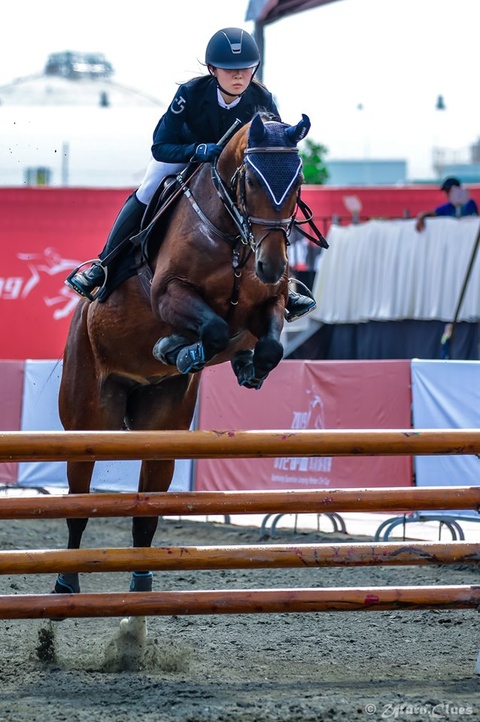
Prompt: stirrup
<box><xmin>285</xmin><ymin>278</ymin><xmax>317</xmax><ymax>323</ymax></box>
<box><xmin>65</xmin><ymin>260</ymin><xmax>107</xmax><ymax>302</ymax></box>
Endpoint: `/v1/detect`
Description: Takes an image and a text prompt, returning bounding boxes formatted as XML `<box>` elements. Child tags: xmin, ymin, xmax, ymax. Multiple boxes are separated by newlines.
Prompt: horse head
<box><xmin>218</xmin><ymin>113</ymin><xmax>310</xmax><ymax>285</ymax></box>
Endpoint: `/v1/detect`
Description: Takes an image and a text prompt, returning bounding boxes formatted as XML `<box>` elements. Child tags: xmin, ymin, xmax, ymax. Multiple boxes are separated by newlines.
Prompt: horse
<box><xmin>55</xmin><ymin>112</ymin><xmax>317</xmax><ymax>597</ymax></box>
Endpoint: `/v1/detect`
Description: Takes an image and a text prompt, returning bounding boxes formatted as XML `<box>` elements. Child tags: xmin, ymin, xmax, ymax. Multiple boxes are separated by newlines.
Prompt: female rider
<box><xmin>66</xmin><ymin>27</ymin><xmax>315</xmax><ymax>322</ymax></box>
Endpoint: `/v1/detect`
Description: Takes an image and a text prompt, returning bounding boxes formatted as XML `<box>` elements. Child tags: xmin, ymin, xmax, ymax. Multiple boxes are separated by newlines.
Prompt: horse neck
<box><xmin>189</xmin><ymin>162</ymin><xmax>239</xmax><ymax>235</ymax></box>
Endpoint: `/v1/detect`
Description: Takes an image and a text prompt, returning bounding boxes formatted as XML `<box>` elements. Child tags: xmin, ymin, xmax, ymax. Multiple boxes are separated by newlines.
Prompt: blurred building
<box><xmin>0</xmin><ymin>52</ymin><xmax>165</xmax><ymax>187</ymax></box>
<box><xmin>325</xmin><ymin>159</ymin><xmax>407</xmax><ymax>186</ymax></box>
<box><xmin>432</xmin><ymin>138</ymin><xmax>480</xmax><ymax>184</ymax></box>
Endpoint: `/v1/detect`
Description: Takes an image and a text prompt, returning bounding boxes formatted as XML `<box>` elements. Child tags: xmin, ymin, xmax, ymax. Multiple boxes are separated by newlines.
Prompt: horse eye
<box><xmin>246</xmin><ymin>173</ymin><xmax>255</xmax><ymax>188</ymax></box>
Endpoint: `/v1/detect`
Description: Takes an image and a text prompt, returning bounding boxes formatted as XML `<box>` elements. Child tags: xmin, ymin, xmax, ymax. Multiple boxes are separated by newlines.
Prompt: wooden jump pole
<box><xmin>2</xmin><ymin>428</ymin><xmax>480</xmax><ymax>461</ymax></box>
<box><xmin>0</xmin><ymin>542</ymin><xmax>478</xmax><ymax>575</ymax></box>
<box><xmin>0</xmin><ymin>586</ymin><xmax>478</xmax><ymax>619</ymax></box>
<box><xmin>0</xmin><ymin>486</ymin><xmax>479</xmax><ymax>519</ymax></box>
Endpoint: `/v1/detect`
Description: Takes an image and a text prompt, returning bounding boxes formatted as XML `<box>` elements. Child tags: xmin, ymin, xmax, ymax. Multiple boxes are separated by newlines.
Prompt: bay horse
<box><xmin>55</xmin><ymin>112</ymin><xmax>319</xmax><ymax>596</ymax></box>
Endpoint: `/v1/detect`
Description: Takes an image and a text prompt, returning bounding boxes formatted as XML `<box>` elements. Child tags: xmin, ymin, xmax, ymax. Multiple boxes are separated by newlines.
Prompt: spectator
<box><xmin>415</xmin><ymin>177</ymin><xmax>478</xmax><ymax>232</ymax></box>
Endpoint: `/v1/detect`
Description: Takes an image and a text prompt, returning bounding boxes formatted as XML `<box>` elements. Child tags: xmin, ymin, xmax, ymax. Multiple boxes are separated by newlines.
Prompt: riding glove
<box><xmin>192</xmin><ymin>143</ymin><xmax>222</xmax><ymax>163</ymax></box>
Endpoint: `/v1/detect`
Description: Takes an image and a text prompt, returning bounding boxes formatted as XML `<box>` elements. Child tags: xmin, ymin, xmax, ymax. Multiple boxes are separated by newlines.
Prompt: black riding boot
<box><xmin>285</xmin><ymin>289</ymin><xmax>317</xmax><ymax>322</ymax></box>
<box><xmin>66</xmin><ymin>193</ymin><xmax>146</xmax><ymax>300</ymax></box>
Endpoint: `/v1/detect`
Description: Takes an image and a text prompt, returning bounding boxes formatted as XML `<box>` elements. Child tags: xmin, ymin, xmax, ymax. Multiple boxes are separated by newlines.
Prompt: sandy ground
<box><xmin>0</xmin><ymin>514</ymin><xmax>479</xmax><ymax>722</ymax></box>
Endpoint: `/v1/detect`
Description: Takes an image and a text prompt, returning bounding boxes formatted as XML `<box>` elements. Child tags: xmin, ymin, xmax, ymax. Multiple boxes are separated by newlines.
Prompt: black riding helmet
<box><xmin>206</xmin><ymin>27</ymin><xmax>260</xmax><ymax>70</ymax></box>
<box><xmin>206</xmin><ymin>28</ymin><xmax>260</xmax><ymax>98</ymax></box>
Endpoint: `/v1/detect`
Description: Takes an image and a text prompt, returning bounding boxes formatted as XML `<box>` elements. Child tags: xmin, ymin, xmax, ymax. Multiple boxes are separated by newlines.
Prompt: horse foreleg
<box><xmin>231</xmin><ymin>303</ymin><xmax>284</xmax><ymax>389</ymax></box>
<box><xmin>152</xmin><ymin>282</ymin><xmax>230</xmax><ymax>372</ymax></box>
<box><xmin>252</xmin><ymin>335</ymin><xmax>284</xmax><ymax>377</ymax></box>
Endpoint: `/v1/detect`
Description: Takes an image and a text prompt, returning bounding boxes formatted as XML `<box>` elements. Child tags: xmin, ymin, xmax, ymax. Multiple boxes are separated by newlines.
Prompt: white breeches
<box><xmin>135</xmin><ymin>157</ymin><xmax>186</xmax><ymax>205</ymax></box>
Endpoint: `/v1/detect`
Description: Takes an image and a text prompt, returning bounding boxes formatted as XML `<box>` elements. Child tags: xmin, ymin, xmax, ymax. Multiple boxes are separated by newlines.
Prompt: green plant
<box><xmin>300</xmin><ymin>138</ymin><xmax>329</xmax><ymax>185</ymax></box>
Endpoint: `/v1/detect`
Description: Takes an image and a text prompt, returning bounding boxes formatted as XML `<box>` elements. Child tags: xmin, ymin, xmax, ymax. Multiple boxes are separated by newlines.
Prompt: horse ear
<box><xmin>249</xmin><ymin>113</ymin><xmax>266</xmax><ymax>145</ymax></box>
<box><xmin>285</xmin><ymin>114</ymin><xmax>311</xmax><ymax>145</ymax></box>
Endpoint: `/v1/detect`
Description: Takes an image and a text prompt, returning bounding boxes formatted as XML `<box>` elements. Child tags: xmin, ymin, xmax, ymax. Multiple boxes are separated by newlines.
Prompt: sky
<box><xmin>2</xmin><ymin>0</ymin><xmax>480</xmax><ymax>180</ymax></box>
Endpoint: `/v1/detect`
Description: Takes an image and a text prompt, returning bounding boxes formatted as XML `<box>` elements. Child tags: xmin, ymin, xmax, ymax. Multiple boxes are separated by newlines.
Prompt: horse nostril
<box><xmin>256</xmin><ymin>260</ymin><xmax>283</xmax><ymax>285</ymax></box>
<box><xmin>256</xmin><ymin>261</ymin><xmax>270</xmax><ymax>282</ymax></box>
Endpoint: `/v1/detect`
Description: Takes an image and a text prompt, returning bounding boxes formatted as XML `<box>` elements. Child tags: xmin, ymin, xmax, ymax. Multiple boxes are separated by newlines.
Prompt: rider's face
<box><xmin>211</xmin><ymin>66</ymin><xmax>255</xmax><ymax>98</ymax></box>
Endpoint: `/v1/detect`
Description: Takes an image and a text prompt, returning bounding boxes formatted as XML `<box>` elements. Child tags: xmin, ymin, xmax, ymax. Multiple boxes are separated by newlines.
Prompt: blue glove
<box><xmin>193</xmin><ymin>143</ymin><xmax>222</xmax><ymax>163</ymax></box>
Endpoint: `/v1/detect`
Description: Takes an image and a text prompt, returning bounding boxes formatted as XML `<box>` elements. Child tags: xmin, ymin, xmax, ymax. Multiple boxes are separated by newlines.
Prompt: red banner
<box><xmin>0</xmin><ymin>188</ymin><xmax>129</xmax><ymax>359</ymax></box>
<box><xmin>195</xmin><ymin>359</ymin><xmax>412</xmax><ymax>491</ymax></box>
<box><xmin>5</xmin><ymin>186</ymin><xmax>479</xmax><ymax>359</ymax></box>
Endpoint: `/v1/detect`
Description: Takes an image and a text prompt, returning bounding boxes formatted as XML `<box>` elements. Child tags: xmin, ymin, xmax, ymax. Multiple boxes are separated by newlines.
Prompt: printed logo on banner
<box><xmin>271</xmin><ymin>388</ymin><xmax>333</xmax><ymax>486</ymax></box>
<box><xmin>0</xmin><ymin>247</ymin><xmax>80</xmax><ymax>320</ymax></box>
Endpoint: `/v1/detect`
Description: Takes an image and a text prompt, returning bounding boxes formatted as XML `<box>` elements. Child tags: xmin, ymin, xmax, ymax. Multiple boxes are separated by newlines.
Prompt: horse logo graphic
<box><xmin>272</xmin><ymin>388</ymin><xmax>332</xmax><ymax>485</ymax></box>
<box><xmin>10</xmin><ymin>247</ymin><xmax>81</xmax><ymax>320</ymax></box>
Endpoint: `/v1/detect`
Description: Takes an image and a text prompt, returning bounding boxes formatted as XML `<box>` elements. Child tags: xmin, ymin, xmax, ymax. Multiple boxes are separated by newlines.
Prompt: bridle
<box><xmin>178</xmin><ymin>142</ymin><xmax>300</xmax><ymax>278</ymax></box>
<box><xmin>210</xmin><ymin>145</ymin><xmax>300</xmax><ymax>252</ymax></box>
<box><xmin>208</xmin><ymin>143</ymin><xmax>328</xmax><ymax>251</ymax></box>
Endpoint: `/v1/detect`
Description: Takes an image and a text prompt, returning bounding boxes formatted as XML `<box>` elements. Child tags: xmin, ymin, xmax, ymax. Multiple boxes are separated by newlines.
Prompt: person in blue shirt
<box><xmin>415</xmin><ymin>177</ymin><xmax>479</xmax><ymax>232</ymax></box>
<box><xmin>66</xmin><ymin>27</ymin><xmax>315</xmax><ymax>322</ymax></box>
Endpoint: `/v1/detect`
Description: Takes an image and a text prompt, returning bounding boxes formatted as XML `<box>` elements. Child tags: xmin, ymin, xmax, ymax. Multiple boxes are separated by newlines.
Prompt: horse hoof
<box><xmin>232</xmin><ymin>354</ymin><xmax>267</xmax><ymax>390</ymax></box>
<box><xmin>152</xmin><ymin>334</ymin><xmax>191</xmax><ymax>365</ymax></box>
<box><xmin>176</xmin><ymin>342</ymin><xmax>206</xmax><ymax>374</ymax></box>
<box><xmin>238</xmin><ymin>371</ymin><xmax>267</xmax><ymax>390</ymax></box>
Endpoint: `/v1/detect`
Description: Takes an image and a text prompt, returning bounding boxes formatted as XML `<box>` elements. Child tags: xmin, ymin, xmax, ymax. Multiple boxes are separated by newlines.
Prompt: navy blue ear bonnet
<box><xmin>244</xmin><ymin>114</ymin><xmax>310</xmax><ymax>210</ymax></box>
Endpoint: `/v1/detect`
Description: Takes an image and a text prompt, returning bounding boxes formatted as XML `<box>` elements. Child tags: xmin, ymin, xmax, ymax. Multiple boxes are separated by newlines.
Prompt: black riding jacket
<box><xmin>151</xmin><ymin>75</ymin><xmax>280</xmax><ymax>163</ymax></box>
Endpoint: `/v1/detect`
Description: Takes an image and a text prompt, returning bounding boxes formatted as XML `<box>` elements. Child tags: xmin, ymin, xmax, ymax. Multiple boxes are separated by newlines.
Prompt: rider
<box><xmin>66</xmin><ymin>27</ymin><xmax>316</xmax><ymax>322</ymax></box>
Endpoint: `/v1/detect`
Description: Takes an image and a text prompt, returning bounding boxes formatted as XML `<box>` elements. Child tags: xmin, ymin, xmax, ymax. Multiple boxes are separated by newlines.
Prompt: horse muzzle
<box><xmin>253</xmin><ymin>228</ymin><xmax>288</xmax><ymax>284</ymax></box>
<box><xmin>255</xmin><ymin>257</ymin><xmax>287</xmax><ymax>284</ymax></box>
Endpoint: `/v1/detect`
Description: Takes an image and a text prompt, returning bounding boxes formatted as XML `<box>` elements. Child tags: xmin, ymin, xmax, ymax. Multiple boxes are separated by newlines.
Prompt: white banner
<box><xmin>411</xmin><ymin>359</ymin><xmax>480</xmax><ymax>518</ymax></box>
<box><xmin>18</xmin><ymin>360</ymin><xmax>192</xmax><ymax>492</ymax></box>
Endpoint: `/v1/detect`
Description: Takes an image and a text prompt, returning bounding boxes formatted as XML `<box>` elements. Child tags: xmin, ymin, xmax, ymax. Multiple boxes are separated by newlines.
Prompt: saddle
<box><xmin>94</xmin><ymin>165</ymin><xmax>198</xmax><ymax>303</ymax></box>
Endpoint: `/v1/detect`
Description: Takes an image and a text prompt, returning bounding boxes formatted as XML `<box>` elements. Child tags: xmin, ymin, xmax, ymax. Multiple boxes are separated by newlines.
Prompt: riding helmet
<box><xmin>205</xmin><ymin>28</ymin><xmax>260</xmax><ymax>69</ymax></box>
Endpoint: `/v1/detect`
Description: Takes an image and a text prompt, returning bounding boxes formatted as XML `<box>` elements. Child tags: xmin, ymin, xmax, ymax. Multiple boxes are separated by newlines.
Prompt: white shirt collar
<box><xmin>217</xmin><ymin>88</ymin><xmax>241</xmax><ymax>109</ymax></box>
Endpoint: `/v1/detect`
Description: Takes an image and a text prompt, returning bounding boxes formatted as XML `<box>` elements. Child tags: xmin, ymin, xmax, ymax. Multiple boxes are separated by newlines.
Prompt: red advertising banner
<box><xmin>0</xmin><ymin>188</ymin><xmax>129</xmax><ymax>359</ymax></box>
<box><xmin>195</xmin><ymin>359</ymin><xmax>413</xmax><ymax>491</ymax></box>
<box><xmin>0</xmin><ymin>360</ymin><xmax>24</xmax><ymax>484</ymax></box>
<box><xmin>4</xmin><ymin>186</ymin><xmax>480</xmax><ymax>360</ymax></box>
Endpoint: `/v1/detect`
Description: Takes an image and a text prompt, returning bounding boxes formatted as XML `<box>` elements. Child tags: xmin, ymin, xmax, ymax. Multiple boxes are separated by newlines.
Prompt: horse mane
<box><xmin>251</xmin><ymin>109</ymin><xmax>281</xmax><ymax>124</ymax></box>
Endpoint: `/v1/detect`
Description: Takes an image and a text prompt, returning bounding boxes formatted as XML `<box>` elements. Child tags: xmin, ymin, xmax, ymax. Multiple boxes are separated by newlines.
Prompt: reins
<box><xmin>294</xmin><ymin>196</ymin><xmax>329</xmax><ymax>248</ymax></box>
